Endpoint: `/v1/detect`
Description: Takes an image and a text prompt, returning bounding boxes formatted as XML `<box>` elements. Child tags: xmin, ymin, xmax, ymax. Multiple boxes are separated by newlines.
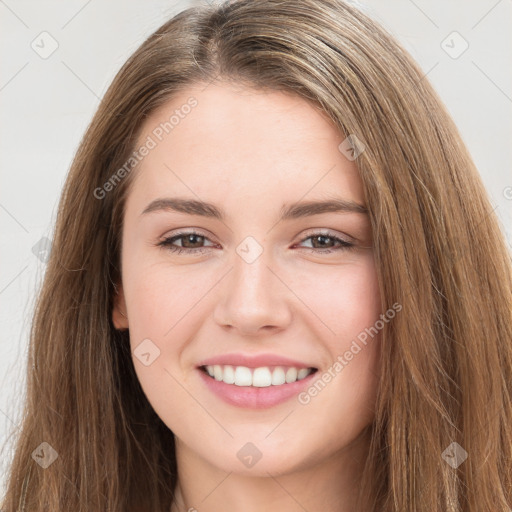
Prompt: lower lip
<box><xmin>197</xmin><ymin>368</ymin><xmax>317</xmax><ymax>409</ymax></box>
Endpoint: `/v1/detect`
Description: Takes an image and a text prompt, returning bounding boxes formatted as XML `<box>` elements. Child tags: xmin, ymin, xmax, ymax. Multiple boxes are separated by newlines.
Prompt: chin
<box><xmin>205</xmin><ymin>437</ymin><xmax>313</xmax><ymax>477</ymax></box>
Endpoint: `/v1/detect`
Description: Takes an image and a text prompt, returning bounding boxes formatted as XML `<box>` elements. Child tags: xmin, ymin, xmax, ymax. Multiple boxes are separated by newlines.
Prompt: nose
<box><xmin>213</xmin><ymin>248</ymin><xmax>292</xmax><ymax>337</ymax></box>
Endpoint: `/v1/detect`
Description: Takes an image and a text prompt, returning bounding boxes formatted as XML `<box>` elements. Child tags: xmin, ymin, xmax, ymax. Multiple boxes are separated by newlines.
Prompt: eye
<box><xmin>157</xmin><ymin>229</ymin><xmax>354</xmax><ymax>256</ymax></box>
<box><xmin>157</xmin><ymin>230</ymin><xmax>215</xmax><ymax>255</ymax></box>
<box><xmin>294</xmin><ymin>230</ymin><xmax>354</xmax><ymax>254</ymax></box>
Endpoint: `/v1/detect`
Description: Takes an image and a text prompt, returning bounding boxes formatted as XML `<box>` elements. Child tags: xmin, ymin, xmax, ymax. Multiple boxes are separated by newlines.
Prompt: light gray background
<box><xmin>1</xmin><ymin>0</ymin><xmax>511</xmax><ymax>494</ymax></box>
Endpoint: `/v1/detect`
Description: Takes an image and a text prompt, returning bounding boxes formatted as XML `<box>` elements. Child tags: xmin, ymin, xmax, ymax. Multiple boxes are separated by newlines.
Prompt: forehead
<box><xmin>127</xmin><ymin>82</ymin><xmax>365</xmax><ymax>214</ymax></box>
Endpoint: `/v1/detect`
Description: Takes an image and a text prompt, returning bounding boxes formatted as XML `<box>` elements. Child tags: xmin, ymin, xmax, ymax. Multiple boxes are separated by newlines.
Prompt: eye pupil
<box><xmin>183</xmin><ymin>234</ymin><xmax>203</xmax><ymax>248</ymax></box>
<box><xmin>314</xmin><ymin>235</ymin><xmax>332</xmax><ymax>248</ymax></box>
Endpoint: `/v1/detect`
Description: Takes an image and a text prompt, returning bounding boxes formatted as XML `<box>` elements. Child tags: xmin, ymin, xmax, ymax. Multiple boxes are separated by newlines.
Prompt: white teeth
<box><xmin>223</xmin><ymin>365</ymin><xmax>235</xmax><ymax>384</ymax></box>
<box><xmin>234</xmin><ymin>366</ymin><xmax>252</xmax><ymax>386</ymax></box>
<box><xmin>285</xmin><ymin>367</ymin><xmax>297</xmax><ymax>383</ymax></box>
<box><xmin>252</xmin><ymin>367</ymin><xmax>272</xmax><ymax>387</ymax></box>
<box><xmin>213</xmin><ymin>365</ymin><xmax>223</xmax><ymax>381</ymax></box>
<box><xmin>203</xmin><ymin>364</ymin><xmax>314</xmax><ymax>386</ymax></box>
<box><xmin>271</xmin><ymin>366</ymin><xmax>286</xmax><ymax>385</ymax></box>
<box><xmin>297</xmin><ymin>368</ymin><xmax>310</xmax><ymax>380</ymax></box>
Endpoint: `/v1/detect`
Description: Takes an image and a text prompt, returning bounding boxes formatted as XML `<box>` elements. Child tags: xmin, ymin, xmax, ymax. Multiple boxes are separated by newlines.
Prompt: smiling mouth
<box><xmin>199</xmin><ymin>364</ymin><xmax>318</xmax><ymax>387</ymax></box>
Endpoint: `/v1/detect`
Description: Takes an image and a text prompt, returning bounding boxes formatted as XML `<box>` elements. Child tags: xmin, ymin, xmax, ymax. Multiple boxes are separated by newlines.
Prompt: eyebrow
<box><xmin>140</xmin><ymin>196</ymin><xmax>368</xmax><ymax>221</ymax></box>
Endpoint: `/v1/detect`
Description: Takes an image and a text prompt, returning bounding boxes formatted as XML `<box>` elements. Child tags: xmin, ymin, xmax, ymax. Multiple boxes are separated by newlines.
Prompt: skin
<box><xmin>112</xmin><ymin>81</ymin><xmax>382</xmax><ymax>512</ymax></box>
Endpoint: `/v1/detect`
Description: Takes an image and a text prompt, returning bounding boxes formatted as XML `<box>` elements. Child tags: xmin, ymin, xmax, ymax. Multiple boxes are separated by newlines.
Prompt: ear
<box><xmin>112</xmin><ymin>281</ymin><xmax>129</xmax><ymax>330</ymax></box>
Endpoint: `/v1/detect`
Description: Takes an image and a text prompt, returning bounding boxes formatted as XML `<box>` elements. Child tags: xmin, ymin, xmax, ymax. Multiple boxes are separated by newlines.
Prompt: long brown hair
<box><xmin>2</xmin><ymin>0</ymin><xmax>511</xmax><ymax>510</ymax></box>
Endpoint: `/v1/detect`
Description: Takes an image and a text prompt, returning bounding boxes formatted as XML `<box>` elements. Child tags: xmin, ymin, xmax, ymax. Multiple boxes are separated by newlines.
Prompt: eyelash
<box><xmin>157</xmin><ymin>229</ymin><xmax>354</xmax><ymax>255</ymax></box>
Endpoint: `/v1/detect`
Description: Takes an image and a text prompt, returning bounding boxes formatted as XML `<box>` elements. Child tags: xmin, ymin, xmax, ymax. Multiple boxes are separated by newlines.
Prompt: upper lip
<box><xmin>197</xmin><ymin>353</ymin><xmax>318</xmax><ymax>369</ymax></box>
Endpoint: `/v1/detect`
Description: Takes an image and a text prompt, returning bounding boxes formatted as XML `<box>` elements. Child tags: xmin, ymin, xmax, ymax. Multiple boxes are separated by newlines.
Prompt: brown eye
<box><xmin>175</xmin><ymin>233</ymin><xmax>205</xmax><ymax>249</ymax></box>
<box><xmin>158</xmin><ymin>230</ymin><xmax>214</xmax><ymax>255</ymax></box>
<box><xmin>297</xmin><ymin>232</ymin><xmax>353</xmax><ymax>253</ymax></box>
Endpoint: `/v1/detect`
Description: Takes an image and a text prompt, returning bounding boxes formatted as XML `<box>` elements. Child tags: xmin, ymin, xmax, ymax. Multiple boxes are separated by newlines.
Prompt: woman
<box><xmin>2</xmin><ymin>0</ymin><xmax>511</xmax><ymax>510</ymax></box>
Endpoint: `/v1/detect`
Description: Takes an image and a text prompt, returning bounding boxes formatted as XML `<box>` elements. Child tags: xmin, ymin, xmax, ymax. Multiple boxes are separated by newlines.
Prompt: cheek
<box><xmin>124</xmin><ymin>258</ymin><xmax>207</xmax><ymax>338</ymax></box>
<box><xmin>288</xmin><ymin>255</ymin><xmax>381</xmax><ymax>432</ymax></box>
<box><xmin>286</xmin><ymin>252</ymin><xmax>381</xmax><ymax>340</ymax></box>
<box><xmin>123</xmin><ymin>262</ymin><xmax>205</xmax><ymax>423</ymax></box>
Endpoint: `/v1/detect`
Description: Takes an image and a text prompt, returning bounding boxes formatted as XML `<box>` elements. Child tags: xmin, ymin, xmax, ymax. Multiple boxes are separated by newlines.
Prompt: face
<box><xmin>113</xmin><ymin>82</ymin><xmax>382</xmax><ymax>477</ymax></box>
